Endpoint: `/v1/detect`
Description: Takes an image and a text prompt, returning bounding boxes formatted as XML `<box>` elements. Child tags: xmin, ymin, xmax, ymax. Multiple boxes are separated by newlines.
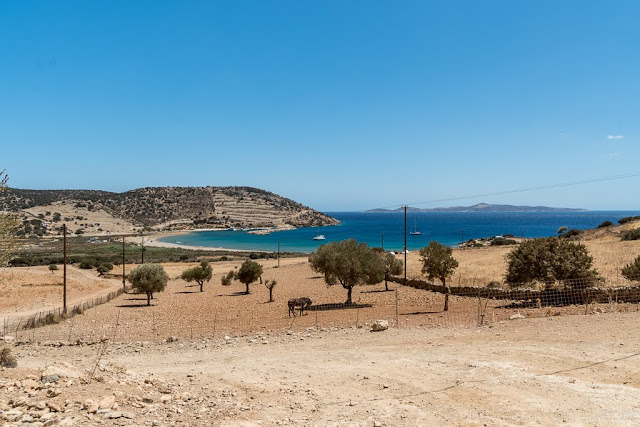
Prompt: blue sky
<box><xmin>1</xmin><ymin>1</ymin><xmax>639</xmax><ymax>211</ymax></box>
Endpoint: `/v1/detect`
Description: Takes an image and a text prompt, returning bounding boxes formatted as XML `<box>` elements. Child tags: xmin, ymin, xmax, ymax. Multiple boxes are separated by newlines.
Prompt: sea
<box><xmin>157</xmin><ymin>211</ymin><xmax>640</xmax><ymax>254</ymax></box>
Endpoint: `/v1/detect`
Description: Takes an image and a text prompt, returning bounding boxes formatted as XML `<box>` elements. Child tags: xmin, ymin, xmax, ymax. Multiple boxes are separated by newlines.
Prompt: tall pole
<box><xmin>382</xmin><ymin>232</ymin><xmax>384</xmax><ymax>251</ymax></box>
<box><xmin>277</xmin><ymin>242</ymin><xmax>280</xmax><ymax>268</ymax></box>
<box><xmin>141</xmin><ymin>235</ymin><xmax>145</xmax><ymax>264</ymax></box>
<box><xmin>122</xmin><ymin>236</ymin><xmax>126</xmax><ymax>292</ymax></box>
<box><xmin>63</xmin><ymin>224</ymin><xmax>67</xmax><ymax>314</ymax></box>
<box><xmin>404</xmin><ymin>205</ymin><xmax>407</xmax><ymax>285</ymax></box>
<box><xmin>461</xmin><ymin>229</ymin><xmax>464</xmax><ymax>247</ymax></box>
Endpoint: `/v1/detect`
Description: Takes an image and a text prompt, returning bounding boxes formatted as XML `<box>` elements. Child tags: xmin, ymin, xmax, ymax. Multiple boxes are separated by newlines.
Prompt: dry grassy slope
<box><xmin>5</xmin><ymin>186</ymin><xmax>339</xmax><ymax>236</ymax></box>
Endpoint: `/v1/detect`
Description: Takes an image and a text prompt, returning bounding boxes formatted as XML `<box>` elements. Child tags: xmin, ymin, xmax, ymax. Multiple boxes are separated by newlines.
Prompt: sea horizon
<box><xmin>157</xmin><ymin>210</ymin><xmax>640</xmax><ymax>254</ymax></box>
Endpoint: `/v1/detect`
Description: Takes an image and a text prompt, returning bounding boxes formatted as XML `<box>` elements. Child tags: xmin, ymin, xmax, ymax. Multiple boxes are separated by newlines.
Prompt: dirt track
<box><xmin>4</xmin><ymin>311</ymin><xmax>640</xmax><ymax>425</ymax></box>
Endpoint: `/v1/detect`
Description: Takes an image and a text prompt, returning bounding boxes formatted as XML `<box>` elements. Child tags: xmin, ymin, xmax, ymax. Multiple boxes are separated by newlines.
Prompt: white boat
<box><xmin>313</xmin><ymin>235</ymin><xmax>326</xmax><ymax>241</ymax></box>
<box><xmin>410</xmin><ymin>219</ymin><xmax>423</xmax><ymax>235</ymax></box>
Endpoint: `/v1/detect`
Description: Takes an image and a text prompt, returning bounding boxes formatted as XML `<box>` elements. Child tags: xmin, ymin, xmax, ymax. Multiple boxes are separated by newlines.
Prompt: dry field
<box><xmin>406</xmin><ymin>239</ymin><xmax>640</xmax><ymax>287</ymax></box>
<box><xmin>0</xmin><ymin>266</ymin><xmax>122</xmax><ymax>316</ymax></box>
<box><xmin>3</xmin><ymin>312</ymin><xmax>640</xmax><ymax>425</ymax></box>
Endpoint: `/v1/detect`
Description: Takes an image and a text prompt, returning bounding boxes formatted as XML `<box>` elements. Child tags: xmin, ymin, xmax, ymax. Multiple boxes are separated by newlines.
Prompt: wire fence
<box><xmin>3</xmin><ymin>274</ymin><xmax>640</xmax><ymax>345</ymax></box>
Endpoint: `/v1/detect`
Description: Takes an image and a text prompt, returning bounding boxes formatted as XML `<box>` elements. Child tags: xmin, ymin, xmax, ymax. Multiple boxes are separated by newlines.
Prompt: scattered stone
<box><xmin>166</xmin><ymin>336</ymin><xmax>179</xmax><ymax>343</ymax></box>
<box><xmin>98</xmin><ymin>395</ymin><xmax>116</xmax><ymax>410</ymax></box>
<box><xmin>371</xmin><ymin>320</ymin><xmax>389</xmax><ymax>332</ymax></box>
<box><xmin>509</xmin><ymin>313</ymin><xmax>526</xmax><ymax>320</ymax></box>
<box><xmin>46</xmin><ymin>402</ymin><xmax>62</xmax><ymax>412</ymax></box>
<box><xmin>41</xmin><ymin>374</ymin><xmax>59</xmax><ymax>384</ymax></box>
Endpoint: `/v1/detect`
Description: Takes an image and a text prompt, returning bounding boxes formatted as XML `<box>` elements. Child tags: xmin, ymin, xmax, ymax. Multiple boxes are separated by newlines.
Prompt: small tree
<box><xmin>264</xmin><ymin>279</ymin><xmax>277</xmax><ymax>302</ymax></box>
<box><xmin>221</xmin><ymin>270</ymin><xmax>235</xmax><ymax>286</ymax></box>
<box><xmin>505</xmin><ymin>237</ymin><xmax>599</xmax><ymax>288</ymax></box>
<box><xmin>419</xmin><ymin>241</ymin><xmax>459</xmax><ymax>311</ymax></box>
<box><xmin>0</xmin><ymin>170</ymin><xmax>17</xmax><ymax>267</ymax></box>
<box><xmin>236</xmin><ymin>260</ymin><xmax>263</xmax><ymax>294</ymax></box>
<box><xmin>309</xmin><ymin>239</ymin><xmax>385</xmax><ymax>304</ymax></box>
<box><xmin>557</xmin><ymin>226</ymin><xmax>568</xmax><ymax>235</ymax></box>
<box><xmin>97</xmin><ymin>262</ymin><xmax>114</xmax><ymax>276</ymax></box>
<box><xmin>127</xmin><ymin>264</ymin><xmax>169</xmax><ymax>306</ymax></box>
<box><xmin>48</xmin><ymin>264</ymin><xmax>59</xmax><ymax>274</ymax></box>
<box><xmin>181</xmin><ymin>260</ymin><xmax>213</xmax><ymax>292</ymax></box>
<box><xmin>621</xmin><ymin>255</ymin><xmax>640</xmax><ymax>282</ymax></box>
<box><xmin>380</xmin><ymin>251</ymin><xmax>403</xmax><ymax>291</ymax></box>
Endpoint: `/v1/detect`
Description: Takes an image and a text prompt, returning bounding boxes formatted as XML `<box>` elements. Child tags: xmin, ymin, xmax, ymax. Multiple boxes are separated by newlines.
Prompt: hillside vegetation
<box><xmin>2</xmin><ymin>186</ymin><xmax>339</xmax><ymax>237</ymax></box>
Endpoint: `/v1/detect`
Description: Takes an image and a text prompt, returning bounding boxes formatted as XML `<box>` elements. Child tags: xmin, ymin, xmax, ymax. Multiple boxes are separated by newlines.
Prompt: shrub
<box><xmin>557</xmin><ymin>226</ymin><xmax>568</xmax><ymax>235</ymax></box>
<box><xmin>597</xmin><ymin>220</ymin><xmax>613</xmax><ymax>228</ymax></box>
<box><xmin>559</xmin><ymin>229</ymin><xmax>581</xmax><ymax>239</ymax></box>
<box><xmin>618</xmin><ymin>216</ymin><xmax>640</xmax><ymax>225</ymax></box>
<box><xmin>48</xmin><ymin>264</ymin><xmax>59</xmax><ymax>273</ymax></box>
<box><xmin>0</xmin><ymin>347</ymin><xmax>17</xmax><ymax>368</ymax></box>
<box><xmin>490</xmin><ymin>237</ymin><xmax>517</xmax><ymax>246</ymax></box>
<box><xmin>97</xmin><ymin>262</ymin><xmax>114</xmax><ymax>276</ymax></box>
<box><xmin>621</xmin><ymin>228</ymin><xmax>640</xmax><ymax>241</ymax></box>
<box><xmin>79</xmin><ymin>261</ymin><xmax>93</xmax><ymax>269</ymax></box>
<box><xmin>621</xmin><ymin>255</ymin><xmax>640</xmax><ymax>282</ymax></box>
<box><xmin>221</xmin><ymin>270</ymin><xmax>235</xmax><ymax>286</ymax></box>
<box><xmin>505</xmin><ymin>237</ymin><xmax>600</xmax><ymax>289</ymax></box>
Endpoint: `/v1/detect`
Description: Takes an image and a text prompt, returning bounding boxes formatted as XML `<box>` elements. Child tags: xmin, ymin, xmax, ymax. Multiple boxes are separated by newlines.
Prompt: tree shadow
<box><xmin>175</xmin><ymin>291</ymin><xmax>201</xmax><ymax>294</ymax></box>
<box><xmin>124</xmin><ymin>297</ymin><xmax>147</xmax><ymax>301</ymax></box>
<box><xmin>308</xmin><ymin>276</ymin><xmax>324</xmax><ymax>280</ymax></box>
<box><xmin>306</xmin><ymin>303</ymin><xmax>373</xmax><ymax>312</ymax></box>
<box><xmin>402</xmin><ymin>310</ymin><xmax>441</xmax><ymax>316</ymax></box>
<box><xmin>361</xmin><ymin>289</ymin><xmax>394</xmax><ymax>294</ymax></box>
<box><xmin>116</xmin><ymin>303</ymin><xmax>152</xmax><ymax>308</ymax></box>
<box><xmin>216</xmin><ymin>292</ymin><xmax>249</xmax><ymax>297</ymax></box>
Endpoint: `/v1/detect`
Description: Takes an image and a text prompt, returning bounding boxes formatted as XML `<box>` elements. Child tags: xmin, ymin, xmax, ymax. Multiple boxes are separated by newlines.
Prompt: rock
<box><xmin>374</xmin><ymin>422</ymin><xmax>383</xmax><ymax>427</ymax></box>
<box><xmin>142</xmin><ymin>396</ymin><xmax>154</xmax><ymax>403</ymax></box>
<box><xmin>98</xmin><ymin>395</ymin><xmax>116</xmax><ymax>410</ymax></box>
<box><xmin>2</xmin><ymin>335</ymin><xmax>15</xmax><ymax>343</ymax></box>
<box><xmin>165</xmin><ymin>336</ymin><xmax>179</xmax><ymax>343</ymax></box>
<box><xmin>47</xmin><ymin>402</ymin><xmax>62</xmax><ymax>412</ymax></box>
<box><xmin>509</xmin><ymin>313</ymin><xmax>526</xmax><ymax>320</ymax></box>
<box><xmin>102</xmin><ymin>411</ymin><xmax>132</xmax><ymax>419</ymax></box>
<box><xmin>84</xmin><ymin>399</ymin><xmax>99</xmax><ymax>413</ymax></box>
<box><xmin>41</xmin><ymin>375</ymin><xmax>59</xmax><ymax>384</ymax></box>
<box><xmin>371</xmin><ymin>320</ymin><xmax>389</xmax><ymax>332</ymax></box>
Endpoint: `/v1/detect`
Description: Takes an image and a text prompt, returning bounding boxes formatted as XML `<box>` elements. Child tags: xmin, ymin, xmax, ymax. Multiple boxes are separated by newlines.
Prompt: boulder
<box><xmin>371</xmin><ymin>320</ymin><xmax>389</xmax><ymax>332</ymax></box>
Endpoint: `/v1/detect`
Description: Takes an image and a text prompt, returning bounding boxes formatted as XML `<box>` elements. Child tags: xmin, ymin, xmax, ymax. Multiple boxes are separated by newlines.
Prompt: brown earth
<box><xmin>2</xmin><ymin>311</ymin><xmax>640</xmax><ymax>425</ymax></box>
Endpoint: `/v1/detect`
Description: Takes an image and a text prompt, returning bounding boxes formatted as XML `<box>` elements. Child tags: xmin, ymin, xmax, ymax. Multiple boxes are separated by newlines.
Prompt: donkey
<box><xmin>288</xmin><ymin>297</ymin><xmax>312</xmax><ymax>317</ymax></box>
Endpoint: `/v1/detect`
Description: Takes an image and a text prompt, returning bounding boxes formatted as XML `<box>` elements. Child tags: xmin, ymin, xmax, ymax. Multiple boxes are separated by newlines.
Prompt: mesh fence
<box><xmin>2</xmin><ymin>275</ymin><xmax>640</xmax><ymax>344</ymax></box>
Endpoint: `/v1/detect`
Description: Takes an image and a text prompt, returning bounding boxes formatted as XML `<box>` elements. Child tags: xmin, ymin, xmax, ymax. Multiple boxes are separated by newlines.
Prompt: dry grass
<box><xmin>405</xmin><ymin>238</ymin><xmax>640</xmax><ymax>287</ymax></box>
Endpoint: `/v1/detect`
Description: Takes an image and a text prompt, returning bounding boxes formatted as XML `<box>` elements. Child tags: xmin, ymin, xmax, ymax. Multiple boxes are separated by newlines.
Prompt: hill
<box><xmin>367</xmin><ymin>203</ymin><xmax>586</xmax><ymax>213</ymax></box>
<box><xmin>2</xmin><ymin>186</ymin><xmax>339</xmax><ymax>237</ymax></box>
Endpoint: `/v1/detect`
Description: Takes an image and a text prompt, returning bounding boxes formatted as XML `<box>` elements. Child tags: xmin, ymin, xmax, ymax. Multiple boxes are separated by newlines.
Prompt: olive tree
<box><xmin>236</xmin><ymin>260</ymin><xmax>263</xmax><ymax>294</ymax></box>
<box><xmin>97</xmin><ymin>262</ymin><xmax>114</xmax><ymax>276</ymax></box>
<box><xmin>127</xmin><ymin>263</ymin><xmax>169</xmax><ymax>306</ymax></box>
<box><xmin>622</xmin><ymin>255</ymin><xmax>640</xmax><ymax>283</ymax></box>
<box><xmin>181</xmin><ymin>260</ymin><xmax>213</xmax><ymax>292</ymax></box>
<box><xmin>264</xmin><ymin>279</ymin><xmax>277</xmax><ymax>302</ymax></box>
<box><xmin>373</xmin><ymin>248</ymin><xmax>403</xmax><ymax>291</ymax></box>
<box><xmin>48</xmin><ymin>264</ymin><xmax>59</xmax><ymax>274</ymax></box>
<box><xmin>419</xmin><ymin>241</ymin><xmax>459</xmax><ymax>311</ymax></box>
<box><xmin>505</xmin><ymin>237</ymin><xmax>600</xmax><ymax>289</ymax></box>
<box><xmin>309</xmin><ymin>239</ymin><xmax>385</xmax><ymax>304</ymax></box>
<box><xmin>0</xmin><ymin>170</ymin><xmax>17</xmax><ymax>267</ymax></box>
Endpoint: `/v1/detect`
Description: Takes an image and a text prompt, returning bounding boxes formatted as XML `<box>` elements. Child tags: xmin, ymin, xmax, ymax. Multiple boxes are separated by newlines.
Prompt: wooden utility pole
<box><xmin>122</xmin><ymin>236</ymin><xmax>126</xmax><ymax>292</ymax></box>
<box><xmin>141</xmin><ymin>235</ymin><xmax>145</xmax><ymax>264</ymax></box>
<box><xmin>277</xmin><ymin>242</ymin><xmax>280</xmax><ymax>268</ymax></box>
<box><xmin>63</xmin><ymin>224</ymin><xmax>67</xmax><ymax>314</ymax></box>
<box><xmin>404</xmin><ymin>205</ymin><xmax>407</xmax><ymax>285</ymax></box>
<box><xmin>382</xmin><ymin>232</ymin><xmax>384</xmax><ymax>251</ymax></box>
<box><xmin>461</xmin><ymin>229</ymin><xmax>464</xmax><ymax>247</ymax></box>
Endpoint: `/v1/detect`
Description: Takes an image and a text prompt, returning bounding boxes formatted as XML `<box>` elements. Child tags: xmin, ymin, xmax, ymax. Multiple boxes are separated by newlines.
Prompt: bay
<box><xmin>158</xmin><ymin>211</ymin><xmax>640</xmax><ymax>253</ymax></box>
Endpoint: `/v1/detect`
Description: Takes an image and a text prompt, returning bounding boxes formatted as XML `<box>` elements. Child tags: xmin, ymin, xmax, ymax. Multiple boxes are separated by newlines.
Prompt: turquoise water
<box><xmin>158</xmin><ymin>211</ymin><xmax>640</xmax><ymax>253</ymax></box>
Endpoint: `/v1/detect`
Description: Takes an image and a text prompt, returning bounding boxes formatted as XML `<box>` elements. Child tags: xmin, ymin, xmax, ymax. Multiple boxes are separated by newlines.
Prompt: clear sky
<box><xmin>1</xmin><ymin>1</ymin><xmax>639</xmax><ymax>211</ymax></box>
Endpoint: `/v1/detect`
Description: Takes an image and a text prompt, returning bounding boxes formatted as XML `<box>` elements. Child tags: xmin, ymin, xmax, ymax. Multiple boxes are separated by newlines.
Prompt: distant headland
<box><xmin>366</xmin><ymin>203</ymin><xmax>587</xmax><ymax>213</ymax></box>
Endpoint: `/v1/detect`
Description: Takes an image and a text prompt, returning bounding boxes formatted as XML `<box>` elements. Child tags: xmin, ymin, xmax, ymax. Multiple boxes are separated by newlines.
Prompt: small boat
<box><xmin>313</xmin><ymin>235</ymin><xmax>326</xmax><ymax>241</ymax></box>
<box><xmin>410</xmin><ymin>219</ymin><xmax>423</xmax><ymax>235</ymax></box>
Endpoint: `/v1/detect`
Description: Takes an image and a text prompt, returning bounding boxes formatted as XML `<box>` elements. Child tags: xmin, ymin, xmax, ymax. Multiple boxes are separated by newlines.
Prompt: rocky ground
<box><xmin>2</xmin><ymin>311</ymin><xmax>640</xmax><ymax>426</ymax></box>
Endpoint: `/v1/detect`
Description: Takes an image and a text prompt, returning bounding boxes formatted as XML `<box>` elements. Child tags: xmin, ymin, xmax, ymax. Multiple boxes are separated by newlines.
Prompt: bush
<box><xmin>79</xmin><ymin>261</ymin><xmax>93</xmax><ymax>269</ymax></box>
<box><xmin>621</xmin><ymin>228</ymin><xmax>640</xmax><ymax>241</ymax></box>
<box><xmin>221</xmin><ymin>270</ymin><xmax>235</xmax><ymax>286</ymax></box>
<box><xmin>48</xmin><ymin>264</ymin><xmax>59</xmax><ymax>273</ymax></box>
<box><xmin>559</xmin><ymin>229</ymin><xmax>581</xmax><ymax>239</ymax></box>
<box><xmin>618</xmin><ymin>216</ymin><xmax>640</xmax><ymax>225</ymax></box>
<box><xmin>97</xmin><ymin>262</ymin><xmax>114</xmax><ymax>276</ymax></box>
<box><xmin>490</xmin><ymin>237</ymin><xmax>517</xmax><ymax>246</ymax></box>
<box><xmin>597</xmin><ymin>220</ymin><xmax>613</xmax><ymax>228</ymax></box>
<box><xmin>0</xmin><ymin>347</ymin><xmax>17</xmax><ymax>368</ymax></box>
<box><xmin>622</xmin><ymin>255</ymin><xmax>640</xmax><ymax>282</ymax></box>
<box><xmin>505</xmin><ymin>237</ymin><xmax>600</xmax><ymax>288</ymax></box>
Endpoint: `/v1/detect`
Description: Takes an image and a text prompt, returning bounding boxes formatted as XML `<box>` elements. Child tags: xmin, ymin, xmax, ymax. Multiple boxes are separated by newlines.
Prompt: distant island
<box><xmin>366</xmin><ymin>203</ymin><xmax>587</xmax><ymax>213</ymax></box>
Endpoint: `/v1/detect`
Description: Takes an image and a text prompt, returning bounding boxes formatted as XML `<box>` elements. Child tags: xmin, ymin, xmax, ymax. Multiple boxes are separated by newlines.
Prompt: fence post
<box><xmin>315</xmin><ymin>309</ymin><xmax>318</xmax><ymax>330</ymax></box>
<box><xmin>395</xmin><ymin>289</ymin><xmax>399</xmax><ymax>328</ymax></box>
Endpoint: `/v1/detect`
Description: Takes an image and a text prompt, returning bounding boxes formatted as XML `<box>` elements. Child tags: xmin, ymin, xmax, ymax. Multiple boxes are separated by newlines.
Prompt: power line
<box><xmin>376</xmin><ymin>171</ymin><xmax>640</xmax><ymax>210</ymax></box>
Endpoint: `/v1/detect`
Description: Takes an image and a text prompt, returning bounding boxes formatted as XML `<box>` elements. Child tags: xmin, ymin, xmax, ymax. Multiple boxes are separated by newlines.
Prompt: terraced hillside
<box><xmin>3</xmin><ymin>186</ymin><xmax>339</xmax><ymax>237</ymax></box>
